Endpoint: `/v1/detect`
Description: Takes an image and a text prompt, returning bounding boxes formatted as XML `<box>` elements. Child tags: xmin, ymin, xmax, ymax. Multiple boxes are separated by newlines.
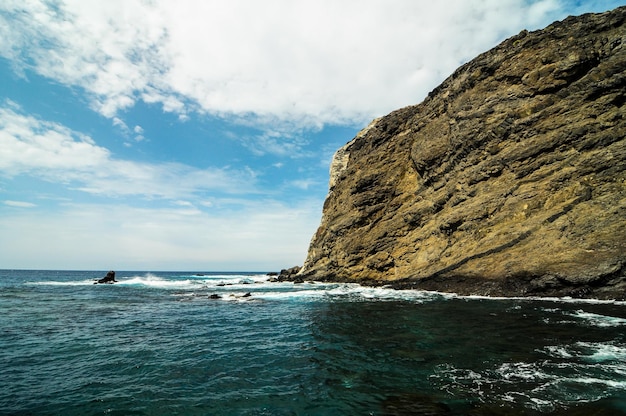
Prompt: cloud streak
<box><xmin>4</xmin><ymin>200</ymin><xmax>36</xmax><ymax>208</ymax></box>
<box><xmin>0</xmin><ymin>102</ymin><xmax>256</xmax><ymax>199</ymax></box>
<box><xmin>0</xmin><ymin>0</ymin><xmax>571</xmax><ymax>129</ymax></box>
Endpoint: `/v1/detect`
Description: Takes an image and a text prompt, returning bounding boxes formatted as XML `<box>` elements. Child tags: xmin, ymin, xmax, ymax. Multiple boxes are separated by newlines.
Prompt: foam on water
<box><xmin>454</xmin><ymin>293</ymin><xmax>626</xmax><ymax>305</ymax></box>
<box><xmin>543</xmin><ymin>345</ymin><xmax>574</xmax><ymax>359</ymax></box>
<box><xmin>432</xmin><ymin>356</ymin><xmax>626</xmax><ymax>411</ymax></box>
<box><xmin>116</xmin><ymin>275</ymin><xmax>195</xmax><ymax>288</ymax></box>
<box><xmin>429</xmin><ymin>304</ymin><xmax>626</xmax><ymax>411</ymax></box>
<box><xmin>433</xmin><ymin>337</ymin><xmax>626</xmax><ymax>411</ymax></box>
<box><xmin>576</xmin><ymin>341</ymin><xmax>626</xmax><ymax>362</ymax></box>
<box><xmin>25</xmin><ymin>273</ymin><xmax>626</xmax><ymax>307</ymax></box>
<box><xmin>27</xmin><ymin>272</ymin><xmax>264</xmax><ymax>289</ymax></box>
<box><xmin>3</xmin><ymin>269</ymin><xmax>625</xmax><ymax>415</ymax></box>
<box><xmin>233</xmin><ymin>282</ymin><xmax>450</xmax><ymax>304</ymax></box>
<box><xmin>569</xmin><ymin>310</ymin><xmax>626</xmax><ymax>327</ymax></box>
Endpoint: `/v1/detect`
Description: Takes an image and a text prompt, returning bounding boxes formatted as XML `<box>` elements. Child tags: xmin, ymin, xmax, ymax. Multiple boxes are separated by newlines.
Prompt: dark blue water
<box><xmin>1</xmin><ymin>270</ymin><xmax>625</xmax><ymax>415</ymax></box>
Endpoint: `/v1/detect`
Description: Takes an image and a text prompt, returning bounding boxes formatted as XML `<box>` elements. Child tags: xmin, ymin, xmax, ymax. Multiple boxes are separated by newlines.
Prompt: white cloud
<box><xmin>240</xmin><ymin>130</ymin><xmax>312</xmax><ymax>157</ymax></box>
<box><xmin>112</xmin><ymin>117</ymin><xmax>129</xmax><ymax>133</ymax></box>
<box><xmin>0</xmin><ymin>104</ymin><xmax>110</xmax><ymax>175</ymax></box>
<box><xmin>4</xmin><ymin>200</ymin><xmax>36</xmax><ymax>208</ymax></box>
<box><xmin>0</xmin><ymin>199</ymin><xmax>321</xmax><ymax>270</ymax></box>
<box><xmin>289</xmin><ymin>179</ymin><xmax>318</xmax><ymax>191</ymax></box>
<box><xmin>113</xmin><ymin>121</ymin><xmax>145</xmax><ymax>143</ymax></box>
<box><xmin>0</xmin><ymin>0</ymin><xmax>593</xmax><ymax>132</ymax></box>
<box><xmin>0</xmin><ymin>103</ymin><xmax>257</xmax><ymax>199</ymax></box>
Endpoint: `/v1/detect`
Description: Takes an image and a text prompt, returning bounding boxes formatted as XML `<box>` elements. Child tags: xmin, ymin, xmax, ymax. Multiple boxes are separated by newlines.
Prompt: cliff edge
<box><xmin>300</xmin><ymin>7</ymin><xmax>626</xmax><ymax>299</ymax></box>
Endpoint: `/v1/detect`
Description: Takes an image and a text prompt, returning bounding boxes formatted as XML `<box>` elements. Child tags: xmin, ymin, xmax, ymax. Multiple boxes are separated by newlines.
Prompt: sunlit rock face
<box><xmin>301</xmin><ymin>6</ymin><xmax>626</xmax><ymax>299</ymax></box>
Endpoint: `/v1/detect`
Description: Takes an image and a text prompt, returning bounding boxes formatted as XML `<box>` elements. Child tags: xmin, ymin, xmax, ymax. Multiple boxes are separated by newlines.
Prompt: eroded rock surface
<box><xmin>300</xmin><ymin>7</ymin><xmax>626</xmax><ymax>299</ymax></box>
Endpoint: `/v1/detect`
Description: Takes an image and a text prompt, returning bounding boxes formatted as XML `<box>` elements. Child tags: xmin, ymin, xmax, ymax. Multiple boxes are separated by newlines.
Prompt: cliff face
<box><xmin>300</xmin><ymin>7</ymin><xmax>626</xmax><ymax>299</ymax></box>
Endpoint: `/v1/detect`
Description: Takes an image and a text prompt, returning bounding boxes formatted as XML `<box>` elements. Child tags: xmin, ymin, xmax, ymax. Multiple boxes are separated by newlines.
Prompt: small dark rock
<box><xmin>95</xmin><ymin>270</ymin><xmax>117</xmax><ymax>284</ymax></box>
<box><xmin>209</xmin><ymin>294</ymin><xmax>221</xmax><ymax>299</ymax></box>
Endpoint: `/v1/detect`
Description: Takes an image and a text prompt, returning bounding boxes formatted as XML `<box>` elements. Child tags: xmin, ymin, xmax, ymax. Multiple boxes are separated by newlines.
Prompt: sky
<box><xmin>0</xmin><ymin>0</ymin><xmax>623</xmax><ymax>271</ymax></box>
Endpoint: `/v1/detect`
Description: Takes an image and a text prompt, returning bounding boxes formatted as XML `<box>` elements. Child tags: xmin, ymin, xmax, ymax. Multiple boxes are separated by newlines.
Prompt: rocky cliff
<box><xmin>300</xmin><ymin>6</ymin><xmax>626</xmax><ymax>299</ymax></box>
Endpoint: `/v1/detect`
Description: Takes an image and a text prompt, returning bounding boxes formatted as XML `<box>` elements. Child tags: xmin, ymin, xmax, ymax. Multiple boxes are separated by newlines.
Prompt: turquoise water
<box><xmin>1</xmin><ymin>270</ymin><xmax>625</xmax><ymax>415</ymax></box>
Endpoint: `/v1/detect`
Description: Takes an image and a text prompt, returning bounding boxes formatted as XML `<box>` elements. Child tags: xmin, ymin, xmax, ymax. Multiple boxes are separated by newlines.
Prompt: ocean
<box><xmin>1</xmin><ymin>270</ymin><xmax>625</xmax><ymax>415</ymax></box>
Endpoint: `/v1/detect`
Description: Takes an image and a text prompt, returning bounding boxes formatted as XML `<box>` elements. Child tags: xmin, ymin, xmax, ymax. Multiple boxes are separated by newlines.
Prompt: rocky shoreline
<box><xmin>273</xmin><ymin>269</ymin><xmax>626</xmax><ymax>301</ymax></box>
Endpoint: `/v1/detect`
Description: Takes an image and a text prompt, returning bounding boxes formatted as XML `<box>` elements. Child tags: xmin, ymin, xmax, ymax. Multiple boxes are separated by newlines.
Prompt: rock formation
<box><xmin>300</xmin><ymin>7</ymin><xmax>626</xmax><ymax>299</ymax></box>
<box><xmin>95</xmin><ymin>270</ymin><xmax>117</xmax><ymax>284</ymax></box>
<box><xmin>277</xmin><ymin>266</ymin><xmax>302</xmax><ymax>282</ymax></box>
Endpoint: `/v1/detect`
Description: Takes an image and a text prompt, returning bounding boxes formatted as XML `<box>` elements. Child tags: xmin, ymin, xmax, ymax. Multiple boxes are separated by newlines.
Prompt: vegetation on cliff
<box><xmin>300</xmin><ymin>6</ymin><xmax>626</xmax><ymax>299</ymax></box>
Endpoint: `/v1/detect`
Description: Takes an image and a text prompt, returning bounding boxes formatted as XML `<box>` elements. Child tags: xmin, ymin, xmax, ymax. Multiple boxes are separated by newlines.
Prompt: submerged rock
<box><xmin>300</xmin><ymin>7</ymin><xmax>626</xmax><ymax>299</ymax></box>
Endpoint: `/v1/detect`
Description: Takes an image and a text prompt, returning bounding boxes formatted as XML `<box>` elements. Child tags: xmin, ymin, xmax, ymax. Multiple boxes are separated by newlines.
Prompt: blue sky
<box><xmin>0</xmin><ymin>0</ymin><xmax>623</xmax><ymax>271</ymax></box>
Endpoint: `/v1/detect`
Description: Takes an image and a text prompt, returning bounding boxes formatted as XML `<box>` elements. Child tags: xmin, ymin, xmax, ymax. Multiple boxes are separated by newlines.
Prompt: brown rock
<box><xmin>300</xmin><ymin>7</ymin><xmax>626</xmax><ymax>299</ymax></box>
<box><xmin>277</xmin><ymin>266</ymin><xmax>302</xmax><ymax>282</ymax></box>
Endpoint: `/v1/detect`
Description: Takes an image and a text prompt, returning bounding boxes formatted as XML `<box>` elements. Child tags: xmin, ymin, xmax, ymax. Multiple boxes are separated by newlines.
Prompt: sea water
<box><xmin>1</xmin><ymin>270</ymin><xmax>625</xmax><ymax>415</ymax></box>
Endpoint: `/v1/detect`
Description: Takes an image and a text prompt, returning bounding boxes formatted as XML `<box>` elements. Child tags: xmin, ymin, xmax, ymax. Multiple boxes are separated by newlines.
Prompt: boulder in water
<box><xmin>95</xmin><ymin>271</ymin><xmax>117</xmax><ymax>284</ymax></box>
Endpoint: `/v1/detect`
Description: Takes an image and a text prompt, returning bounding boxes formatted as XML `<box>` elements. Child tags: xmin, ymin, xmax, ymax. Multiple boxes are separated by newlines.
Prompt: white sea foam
<box><xmin>567</xmin><ymin>377</ymin><xmax>626</xmax><ymax>388</ymax></box>
<box><xmin>575</xmin><ymin>341</ymin><xmax>626</xmax><ymax>362</ymax></box>
<box><xmin>115</xmin><ymin>275</ymin><xmax>196</xmax><ymax>289</ymax></box>
<box><xmin>255</xmin><ymin>283</ymin><xmax>446</xmax><ymax>303</ymax></box>
<box><xmin>568</xmin><ymin>310</ymin><xmax>626</xmax><ymax>327</ymax></box>
<box><xmin>27</xmin><ymin>273</ymin><xmax>258</xmax><ymax>289</ymax></box>
<box><xmin>543</xmin><ymin>345</ymin><xmax>574</xmax><ymax>359</ymax></box>
<box><xmin>529</xmin><ymin>397</ymin><xmax>554</xmax><ymax>407</ymax></box>
<box><xmin>25</xmin><ymin>273</ymin><xmax>626</xmax><ymax>307</ymax></box>
<box><xmin>252</xmin><ymin>289</ymin><xmax>327</xmax><ymax>301</ymax></box>
<box><xmin>543</xmin><ymin>341</ymin><xmax>626</xmax><ymax>365</ymax></box>
<box><xmin>349</xmin><ymin>288</ymin><xmax>626</xmax><ymax>305</ymax></box>
<box><xmin>448</xmin><ymin>293</ymin><xmax>626</xmax><ymax>305</ymax></box>
<box><xmin>432</xmin><ymin>343</ymin><xmax>626</xmax><ymax>411</ymax></box>
<box><xmin>497</xmin><ymin>362</ymin><xmax>548</xmax><ymax>382</ymax></box>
